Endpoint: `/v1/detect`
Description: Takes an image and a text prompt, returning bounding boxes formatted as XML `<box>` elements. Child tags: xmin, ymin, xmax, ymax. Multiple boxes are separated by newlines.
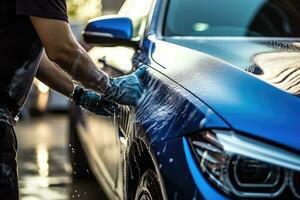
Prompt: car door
<box><xmin>79</xmin><ymin>45</ymin><xmax>135</xmax><ymax>192</ymax></box>
<box><xmin>77</xmin><ymin>33</ymin><xmax>134</xmax><ymax>200</ymax></box>
<box><xmin>112</xmin><ymin>0</ymin><xmax>154</xmax><ymax>197</ymax></box>
<box><xmin>79</xmin><ymin>0</ymin><xmax>153</xmax><ymax>197</ymax></box>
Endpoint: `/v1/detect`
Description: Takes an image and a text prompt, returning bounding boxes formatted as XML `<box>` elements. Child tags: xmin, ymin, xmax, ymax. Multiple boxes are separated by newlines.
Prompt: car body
<box><xmin>70</xmin><ymin>0</ymin><xmax>300</xmax><ymax>199</ymax></box>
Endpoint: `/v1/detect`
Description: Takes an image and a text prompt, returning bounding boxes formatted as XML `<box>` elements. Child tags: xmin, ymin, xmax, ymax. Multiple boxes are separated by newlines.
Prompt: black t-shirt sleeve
<box><xmin>16</xmin><ymin>0</ymin><xmax>68</xmax><ymax>22</ymax></box>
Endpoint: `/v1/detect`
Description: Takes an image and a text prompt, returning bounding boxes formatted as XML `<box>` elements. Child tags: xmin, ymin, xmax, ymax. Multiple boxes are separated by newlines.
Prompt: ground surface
<box><xmin>15</xmin><ymin>114</ymin><xmax>108</xmax><ymax>200</ymax></box>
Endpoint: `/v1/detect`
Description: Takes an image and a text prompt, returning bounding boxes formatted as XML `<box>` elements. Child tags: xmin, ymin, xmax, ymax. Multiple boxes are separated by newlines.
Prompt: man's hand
<box><xmin>37</xmin><ymin>53</ymin><xmax>117</xmax><ymax>117</ymax></box>
<box><xmin>103</xmin><ymin>67</ymin><xmax>146</xmax><ymax>106</ymax></box>
<box><xmin>75</xmin><ymin>88</ymin><xmax>118</xmax><ymax>117</ymax></box>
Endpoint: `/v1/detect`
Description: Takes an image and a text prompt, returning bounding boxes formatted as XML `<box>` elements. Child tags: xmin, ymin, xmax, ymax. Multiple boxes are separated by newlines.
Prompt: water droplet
<box><xmin>162</xmin><ymin>144</ymin><xmax>168</xmax><ymax>153</ymax></box>
<box><xmin>159</xmin><ymin>164</ymin><xmax>163</xmax><ymax>169</ymax></box>
<box><xmin>173</xmin><ymin>192</ymin><xmax>178</xmax><ymax>200</ymax></box>
<box><xmin>169</xmin><ymin>158</ymin><xmax>174</xmax><ymax>163</ymax></box>
<box><xmin>156</xmin><ymin>151</ymin><xmax>160</xmax><ymax>156</ymax></box>
<box><xmin>199</xmin><ymin>117</ymin><xmax>207</xmax><ymax>128</ymax></box>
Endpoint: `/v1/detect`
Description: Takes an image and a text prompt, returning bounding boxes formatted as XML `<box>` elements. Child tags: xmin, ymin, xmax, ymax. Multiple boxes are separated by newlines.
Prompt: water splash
<box><xmin>266</xmin><ymin>40</ymin><xmax>300</xmax><ymax>52</ymax></box>
<box><xmin>134</xmin><ymin>71</ymin><xmax>205</xmax><ymax>144</ymax></box>
<box><xmin>173</xmin><ymin>192</ymin><xmax>178</xmax><ymax>200</ymax></box>
<box><xmin>193</xmin><ymin>188</ymin><xmax>198</xmax><ymax>200</ymax></box>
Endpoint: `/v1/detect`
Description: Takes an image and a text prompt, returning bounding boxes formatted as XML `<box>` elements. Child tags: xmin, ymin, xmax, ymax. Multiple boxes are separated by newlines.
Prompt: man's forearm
<box><xmin>30</xmin><ymin>17</ymin><xmax>111</xmax><ymax>95</ymax></box>
<box><xmin>55</xmin><ymin>42</ymin><xmax>111</xmax><ymax>94</ymax></box>
<box><xmin>36</xmin><ymin>51</ymin><xmax>74</xmax><ymax>97</ymax></box>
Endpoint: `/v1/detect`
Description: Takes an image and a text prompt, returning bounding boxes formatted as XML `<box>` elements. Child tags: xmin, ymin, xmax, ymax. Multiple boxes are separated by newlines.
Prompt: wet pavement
<box><xmin>15</xmin><ymin>114</ymin><xmax>108</xmax><ymax>200</ymax></box>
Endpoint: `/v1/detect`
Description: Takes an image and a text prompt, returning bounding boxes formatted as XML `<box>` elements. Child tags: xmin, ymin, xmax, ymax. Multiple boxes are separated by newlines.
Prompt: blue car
<box><xmin>70</xmin><ymin>0</ymin><xmax>300</xmax><ymax>199</ymax></box>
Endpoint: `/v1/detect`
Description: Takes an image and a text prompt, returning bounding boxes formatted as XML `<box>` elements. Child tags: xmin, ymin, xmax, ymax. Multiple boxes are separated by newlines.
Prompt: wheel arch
<box><xmin>125</xmin><ymin>137</ymin><xmax>168</xmax><ymax>200</ymax></box>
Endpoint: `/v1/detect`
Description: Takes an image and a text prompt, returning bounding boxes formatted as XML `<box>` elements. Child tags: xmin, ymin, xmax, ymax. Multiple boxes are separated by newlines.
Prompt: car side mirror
<box><xmin>83</xmin><ymin>16</ymin><xmax>138</xmax><ymax>48</ymax></box>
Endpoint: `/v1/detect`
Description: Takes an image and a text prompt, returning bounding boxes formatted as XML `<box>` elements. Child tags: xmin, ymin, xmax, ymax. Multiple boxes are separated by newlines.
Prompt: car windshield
<box><xmin>164</xmin><ymin>0</ymin><xmax>300</xmax><ymax>37</ymax></box>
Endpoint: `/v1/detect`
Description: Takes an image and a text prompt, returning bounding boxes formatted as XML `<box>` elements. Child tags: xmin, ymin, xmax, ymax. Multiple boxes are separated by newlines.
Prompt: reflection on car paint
<box><xmin>248</xmin><ymin>50</ymin><xmax>300</xmax><ymax>96</ymax></box>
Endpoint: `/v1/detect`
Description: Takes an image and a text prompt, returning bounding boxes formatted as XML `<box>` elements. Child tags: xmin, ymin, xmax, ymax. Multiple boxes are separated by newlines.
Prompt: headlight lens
<box><xmin>229</xmin><ymin>157</ymin><xmax>285</xmax><ymax>195</ymax></box>
<box><xmin>189</xmin><ymin>130</ymin><xmax>300</xmax><ymax>199</ymax></box>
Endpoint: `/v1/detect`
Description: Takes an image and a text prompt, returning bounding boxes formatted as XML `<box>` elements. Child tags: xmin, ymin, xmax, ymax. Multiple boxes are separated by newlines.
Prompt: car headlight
<box><xmin>189</xmin><ymin>130</ymin><xmax>300</xmax><ymax>199</ymax></box>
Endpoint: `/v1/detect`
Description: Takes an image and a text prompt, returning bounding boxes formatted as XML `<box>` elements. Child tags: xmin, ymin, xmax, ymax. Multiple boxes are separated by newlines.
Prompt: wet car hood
<box><xmin>150</xmin><ymin>37</ymin><xmax>300</xmax><ymax>152</ymax></box>
<box><xmin>164</xmin><ymin>37</ymin><xmax>300</xmax><ymax>95</ymax></box>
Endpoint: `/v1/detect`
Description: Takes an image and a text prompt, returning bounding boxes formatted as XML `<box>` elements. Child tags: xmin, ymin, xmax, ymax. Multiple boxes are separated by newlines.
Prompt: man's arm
<box><xmin>30</xmin><ymin>16</ymin><xmax>111</xmax><ymax>94</ymax></box>
<box><xmin>37</xmin><ymin>51</ymin><xmax>116</xmax><ymax>116</ymax></box>
<box><xmin>36</xmin><ymin>51</ymin><xmax>74</xmax><ymax>97</ymax></box>
<box><xmin>31</xmin><ymin>16</ymin><xmax>145</xmax><ymax>106</ymax></box>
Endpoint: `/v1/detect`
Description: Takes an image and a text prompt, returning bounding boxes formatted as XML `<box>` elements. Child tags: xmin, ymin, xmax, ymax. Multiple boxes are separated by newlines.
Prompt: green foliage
<box><xmin>67</xmin><ymin>0</ymin><xmax>102</xmax><ymax>21</ymax></box>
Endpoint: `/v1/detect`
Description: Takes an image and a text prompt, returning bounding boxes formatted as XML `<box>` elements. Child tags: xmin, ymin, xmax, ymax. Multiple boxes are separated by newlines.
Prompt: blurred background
<box><xmin>16</xmin><ymin>1</ymin><xmax>124</xmax><ymax>199</ymax></box>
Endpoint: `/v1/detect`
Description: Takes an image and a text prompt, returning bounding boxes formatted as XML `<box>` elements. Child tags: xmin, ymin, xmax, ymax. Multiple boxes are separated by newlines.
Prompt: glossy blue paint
<box><xmin>85</xmin><ymin>16</ymin><xmax>133</xmax><ymax>40</ymax></box>
<box><xmin>163</xmin><ymin>37</ymin><xmax>300</xmax><ymax>71</ymax></box>
<box><xmin>147</xmin><ymin>37</ymin><xmax>300</xmax><ymax>152</ymax></box>
<box><xmin>151</xmin><ymin>137</ymin><xmax>203</xmax><ymax>199</ymax></box>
